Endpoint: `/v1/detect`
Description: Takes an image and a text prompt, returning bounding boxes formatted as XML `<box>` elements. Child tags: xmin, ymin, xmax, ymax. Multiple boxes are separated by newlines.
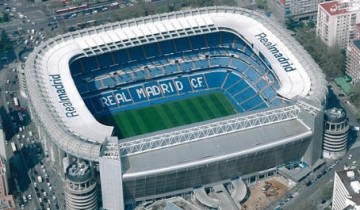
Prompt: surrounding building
<box><xmin>0</xmin><ymin>157</ymin><xmax>9</xmax><ymax>198</ymax></box>
<box><xmin>268</xmin><ymin>0</ymin><xmax>326</xmax><ymax>23</ymax></box>
<box><xmin>333</xmin><ymin>169</ymin><xmax>360</xmax><ymax>210</ymax></box>
<box><xmin>316</xmin><ymin>0</ymin><xmax>360</xmax><ymax>48</ymax></box>
<box><xmin>323</xmin><ymin>108</ymin><xmax>349</xmax><ymax>159</ymax></box>
<box><xmin>24</xmin><ymin>6</ymin><xmax>327</xmax><ymax>209</ymax></box>
<box><xmin>0</xmin><ymin>125</ymin><xmax>10</xmax><ymax>181</ymax></box>
<box><xmin>346</xmin><ymin>39</ymin><xmax>360</xmax><ymax>84</ymax></box>
<box><xmin>0</xmin><ymin>152</ymin><xmax>14</xmax><ymax>210</ymax></box>
<box><xmin>0</xmin><ymin>196</ymin><xmax>15</xmax><ymax>210</ymax></box>
<box><xmin>64</xmin><ymin>161</ymin><xmax>98</xmax><ymax>210</ymax></box>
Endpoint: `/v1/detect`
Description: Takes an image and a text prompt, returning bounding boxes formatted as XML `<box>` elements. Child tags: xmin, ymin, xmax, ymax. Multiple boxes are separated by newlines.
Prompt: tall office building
<box><xmin>268</xmin><ymin>0</ymin><xmax>326</xmax><ymax>23</ymax></box>
<box><xmin>346</xmin><ymin>39</ymin><xmax>360</xmax><ymax>84</ymax></box>
<box><xmin>64</xmin><ymin>161</ymin><xmax>98</xmax><ymax>210</ymax></box>
<box><xmin>0</xmin><ymin>157</ymin><xmax>13</xmax><ymax>210</ymax></box>
<box><xmin>333</xmin><ymin>169</ymin><xmax>360</xmax><ymax>210</ymax></box>
<box><xmin>0</xmin><ymin>157</ymin><xmax>9</xmax><ymax>198</ymax></box>
<box><xmin>323</xmin><ymin>108</ymin><xmax>349</xmax><ymax>159</ymax></box>
<box><xmin>317</xmin><ymin>0</ymin><xmax>360</xmax><ymax>48</ymax></box>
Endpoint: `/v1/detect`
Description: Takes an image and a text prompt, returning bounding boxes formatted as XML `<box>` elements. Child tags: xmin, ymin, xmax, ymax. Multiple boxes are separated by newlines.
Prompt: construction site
<box><xmin>242</xmin><ymin>176</ymin><xmax>294</xmax><ymax>210</ymax></box>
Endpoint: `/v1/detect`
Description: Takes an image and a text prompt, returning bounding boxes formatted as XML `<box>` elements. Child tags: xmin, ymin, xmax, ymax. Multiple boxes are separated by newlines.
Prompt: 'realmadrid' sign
<box><xmin>255</xmin><ymin>33</ymin><xmax>296</xmax><ymax>72</ymax></box>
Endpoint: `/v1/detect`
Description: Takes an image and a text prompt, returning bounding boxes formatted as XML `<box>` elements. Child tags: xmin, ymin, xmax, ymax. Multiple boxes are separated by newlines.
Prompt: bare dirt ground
<box><xmin>242</xmin><ymin>176</ymin><xmax>295</xmax><ymax>210</ymax></box>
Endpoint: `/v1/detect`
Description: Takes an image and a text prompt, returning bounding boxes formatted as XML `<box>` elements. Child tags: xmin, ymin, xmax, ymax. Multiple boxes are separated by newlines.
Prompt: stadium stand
<box><xmin>70</xmin><ymin>31</ymin><xmax>282</xmax><ymax>116</ymax></box>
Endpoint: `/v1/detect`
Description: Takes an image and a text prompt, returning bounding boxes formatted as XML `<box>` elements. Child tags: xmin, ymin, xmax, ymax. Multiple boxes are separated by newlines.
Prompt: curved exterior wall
<box><xmin>18</xmin><ymin>63</ymin><xmax>27</xmax><ymax>98</ymax></box>
<box><xmin>64</xmin><ymin>162</ymin><xmax>98</xmax><ymax>210</ymax></box>
<box><xmin>323</xmin><ymin>108</ymin><xmax>349</xmax><ymax>159</ymax></box>
<box><xmin>65</xmin><ymin>181</ymin><xmax>97</xmax><ymax>210</ymax></box>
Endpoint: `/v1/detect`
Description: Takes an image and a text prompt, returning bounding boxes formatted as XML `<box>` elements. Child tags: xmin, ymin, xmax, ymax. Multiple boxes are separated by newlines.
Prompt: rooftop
<box><xmin>353</xmin><ymin>39</ymin><xmax>360</xmax><ymax>49</ymax></box>
<box><xmin>320</xmin><ymin>1</ymin><xmax>349</xmax><ymax>16</ymax></box>
<box><xmin>336</xmin><ymin>169</ymin><xmax>360</xmax><ymax>205</ymax></box>
<box><xmin>122</xmin><ymin>118</ymin><xmax>312</xmax><ymax>178</ymax></box>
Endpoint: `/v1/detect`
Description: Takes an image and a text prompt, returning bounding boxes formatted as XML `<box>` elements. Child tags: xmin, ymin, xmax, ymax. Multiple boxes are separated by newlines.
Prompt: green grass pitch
<box><xmin>101</xmin><ymin>92</ymin><xmax>238</xmax><ymax>139</ymax></box>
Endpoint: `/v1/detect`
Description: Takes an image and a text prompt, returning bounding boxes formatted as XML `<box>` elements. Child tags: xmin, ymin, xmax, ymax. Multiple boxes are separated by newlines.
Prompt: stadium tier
<box><xmin>24</xmin><ymin>6</ymin><xmax>327</xmax><ymax>209</ymax></box>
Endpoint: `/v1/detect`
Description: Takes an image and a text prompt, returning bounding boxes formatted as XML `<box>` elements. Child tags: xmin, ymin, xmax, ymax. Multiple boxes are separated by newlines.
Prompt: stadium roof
<box><xmin>25</xmin><ymin>7</ymin><xmax>327</xmax><ymax>161</ymax></box>
<box><xmin>122</xmin><ymin>117</ymin><xmax>312</xmax><ymax>178</ymax></box>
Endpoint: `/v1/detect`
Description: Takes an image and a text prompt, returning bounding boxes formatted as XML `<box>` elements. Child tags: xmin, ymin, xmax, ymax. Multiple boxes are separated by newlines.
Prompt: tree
<box><xmin>255</xmin><ymin>0</ymin><xmax>268</xmax><ymax>10</ymax></box>
<box><xmin>350</xmin><ymin>85</ymin><xmax>360</xmax><ymax>107</ymax></box>
<box><xmin>0</xmin><ymin>30</ymin><xmax>13</xmax><ymax>60</ymax></box>
<box><xmin>285</xmin><ymin>17</ymin><xmax>298</xmax><ymax>31</ymax></box>
<box><xmin>0</xmin><ymin>12</ymin><xmax>10</xmax><ymax>23</ymax></box>
<box><xmin>294</xmin><ymin>27</ymin><xmax>346</xmax><ymax>79</ymax></box>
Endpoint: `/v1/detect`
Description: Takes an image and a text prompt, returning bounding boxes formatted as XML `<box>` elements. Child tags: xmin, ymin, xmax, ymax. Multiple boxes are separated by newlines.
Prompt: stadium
<box><xmin>24</xmin><ymin>6</ymin><xmax>327</xmax><ymax>209</ymax></box>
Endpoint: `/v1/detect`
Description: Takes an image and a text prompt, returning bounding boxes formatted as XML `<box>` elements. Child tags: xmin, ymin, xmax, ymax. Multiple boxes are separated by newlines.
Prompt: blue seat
<box><xmin>70</xmin><ymin>60</ymin><xmax>83</xmax><ymax>75</ymax></box>
<box><xmin>222</xmin><ymin>73</ymin><xmax>240</xmax><ymax>89</ymax></box>
<box><xmin>204</xmin><ymin>72</ymin><xmax>227</xmax><ymax>88</ymax></box>
<box><xmin>256</xmin><ymin>79</ymin><xmax>267</xmax><ymax>90</ymax></box>
<box><xmin>220</xmin><ymin>32</ymin><xmax>235</xmax><ymax>48</ymax></box>
<box><xmin>209</xmin><ymin>49</ymin><xmax>222</xmax><ymax>57</ymax></box>
<box><xmin>195</xmin><ymin>60</ymin><xmax>208</xmax><ymax>69</ymax></box>
<box><xmin>164</xmin><ymin>64</ymin><xmax>178</xmax><ymax>74</ymax></box>
<box><xmin>112</xmin><ymin>50</ymin><xmax>129</xmax><ymax>65</ymax></box>
<box><xmin>103</xmin><ymin>77</ymin><xmax>117</xmax><ymax>87</ymax></box>
<box><xmin>245</xmin><ymin>68</ymin><xmax>261</xmax><ymax>81</ymax></box>
<box><xmin>72</xmin><ymin>74</ymin><xmax>83</xmax><ymax>84</ymax></box>
<box><xmin>218</xmin><ymin>57</ymin><xmax>230</xmax><ymax>66</ymax></box>
<box><xmin>133</xmin><ymin>70</ymin><xmax>147</xmax><ymax>81</ymax></box>
<box><xmin>256</xmin><ymin>64</ymin><xmax>267</xmax><ymax>75</ymax></box>
<box><xmin>265</xmin><ymin>73</ymin><xmax>278</xmax><ymax>87</ymax></box>
<box><xmin>235</xmin><ymin>88</ymin><xmax>256</xmax><ymax>102</ymax></box>
<box><xmin>95</xmin><ymin>80</ymin><xmax>103</xmax><ymax>89</ymax></box>
<box><xmin>84</xmin><ymin>98</ymin><xmax>102</xmax><ymax>114</ymax></box>
<box><xmin>244</xmin><ymin>47</ymin><xmax>253</xmax><ymax>56</ymax></box>
<box><xmin>76</xmin><ymin>83</ymin><xmax>89</xmax><ymax>94</ymax></box>
<box><xmin>262</xmin><ymin>86</ymin><xmax>277</xmax><ymax>99</ymax></box>
<box><xmin>81</xmin><ymin>56</ymin><xmax>99</xmax><ymax>72</ymax></box>
<box><xmin>210</xmin><ymin>57</ymin><xmax>230</xmax><ymax>66</ymax></box>
<box><xmin>190</xmin><ymin>35</ymin><xmax>206</xmax><ymax>50</ymax></box>
<box><xmin>144</xmin><ymin>43</ymin><xmax>160</xmax><ymax>58</ymax></box>
<box><xmin>88</xmin><ymin>84</ymin><xmax>98</xmax><ymax>92</ymax></box>
<box><xmin>242</xmin><ymin>96</ymin><xmax>265</xmax><ymax>110</ymax></box>
<box><xmin>206</xmin><ymin>33</ymin><xmax>220</xmax><ymax>48</ymax></box>
<box><xmin>148</xmin><ymin>67</ymin><xmax>163</xmax><ymax>77</ymax></box>
<box><xmin>174</xmin><ymin>38</ymin><xmax>191</xmax><ymax>52</ymax></box>
<box><xmin>233</xmin><ymin>38</ymin><xmax>246</xmax><ymax>50</ymax></box>
<box><xmin>117</xmin><ymin>73</ymin><xmax>132</xmax><ymax>84</ymax></box>
<box><xmin>128</xmin><ymin>46</ymin><xmax>145</xmax><ymax>61</ymax></box>
<box><xmin>97</xmin><ymin>53</ymin><xmax>114</xmax><ymax>68</ymax></box>
<box><xmin>227</xmin><ymin>80</ymin><xmax>249</xmax><ymax>95</ymax></box>
<box><xmin>74</xmin><ymin>31</ymin><xmax>286</xmax><ymax>117</ymax></box>
<box><xmin>159</xmin><ymin>40</ymin><xmax>175</xmax><ymax>55</ymax></box>
<box><xmin>179</xmin><ymin>62</ymin><xmax>193</xmax><ymax>71</ymax></box>
<box><xmin>231</xmin><ymin>59</ymin><xmax>248</xmax><ymax>72</ymax></box>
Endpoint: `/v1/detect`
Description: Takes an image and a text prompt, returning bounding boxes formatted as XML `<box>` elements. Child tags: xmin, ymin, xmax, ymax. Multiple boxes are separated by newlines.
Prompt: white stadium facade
<box><xmin>23</xmin><ymin>6</ymin><xmax>327</xmax><ymax>209</ymax></box>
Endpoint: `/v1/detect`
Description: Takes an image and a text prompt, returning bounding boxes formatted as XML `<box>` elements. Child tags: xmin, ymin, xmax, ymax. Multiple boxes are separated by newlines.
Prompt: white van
<box><xmin>22</xmin><ymin>195</ymin><xmax>27</xmax><ymax>203</ymax></box>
